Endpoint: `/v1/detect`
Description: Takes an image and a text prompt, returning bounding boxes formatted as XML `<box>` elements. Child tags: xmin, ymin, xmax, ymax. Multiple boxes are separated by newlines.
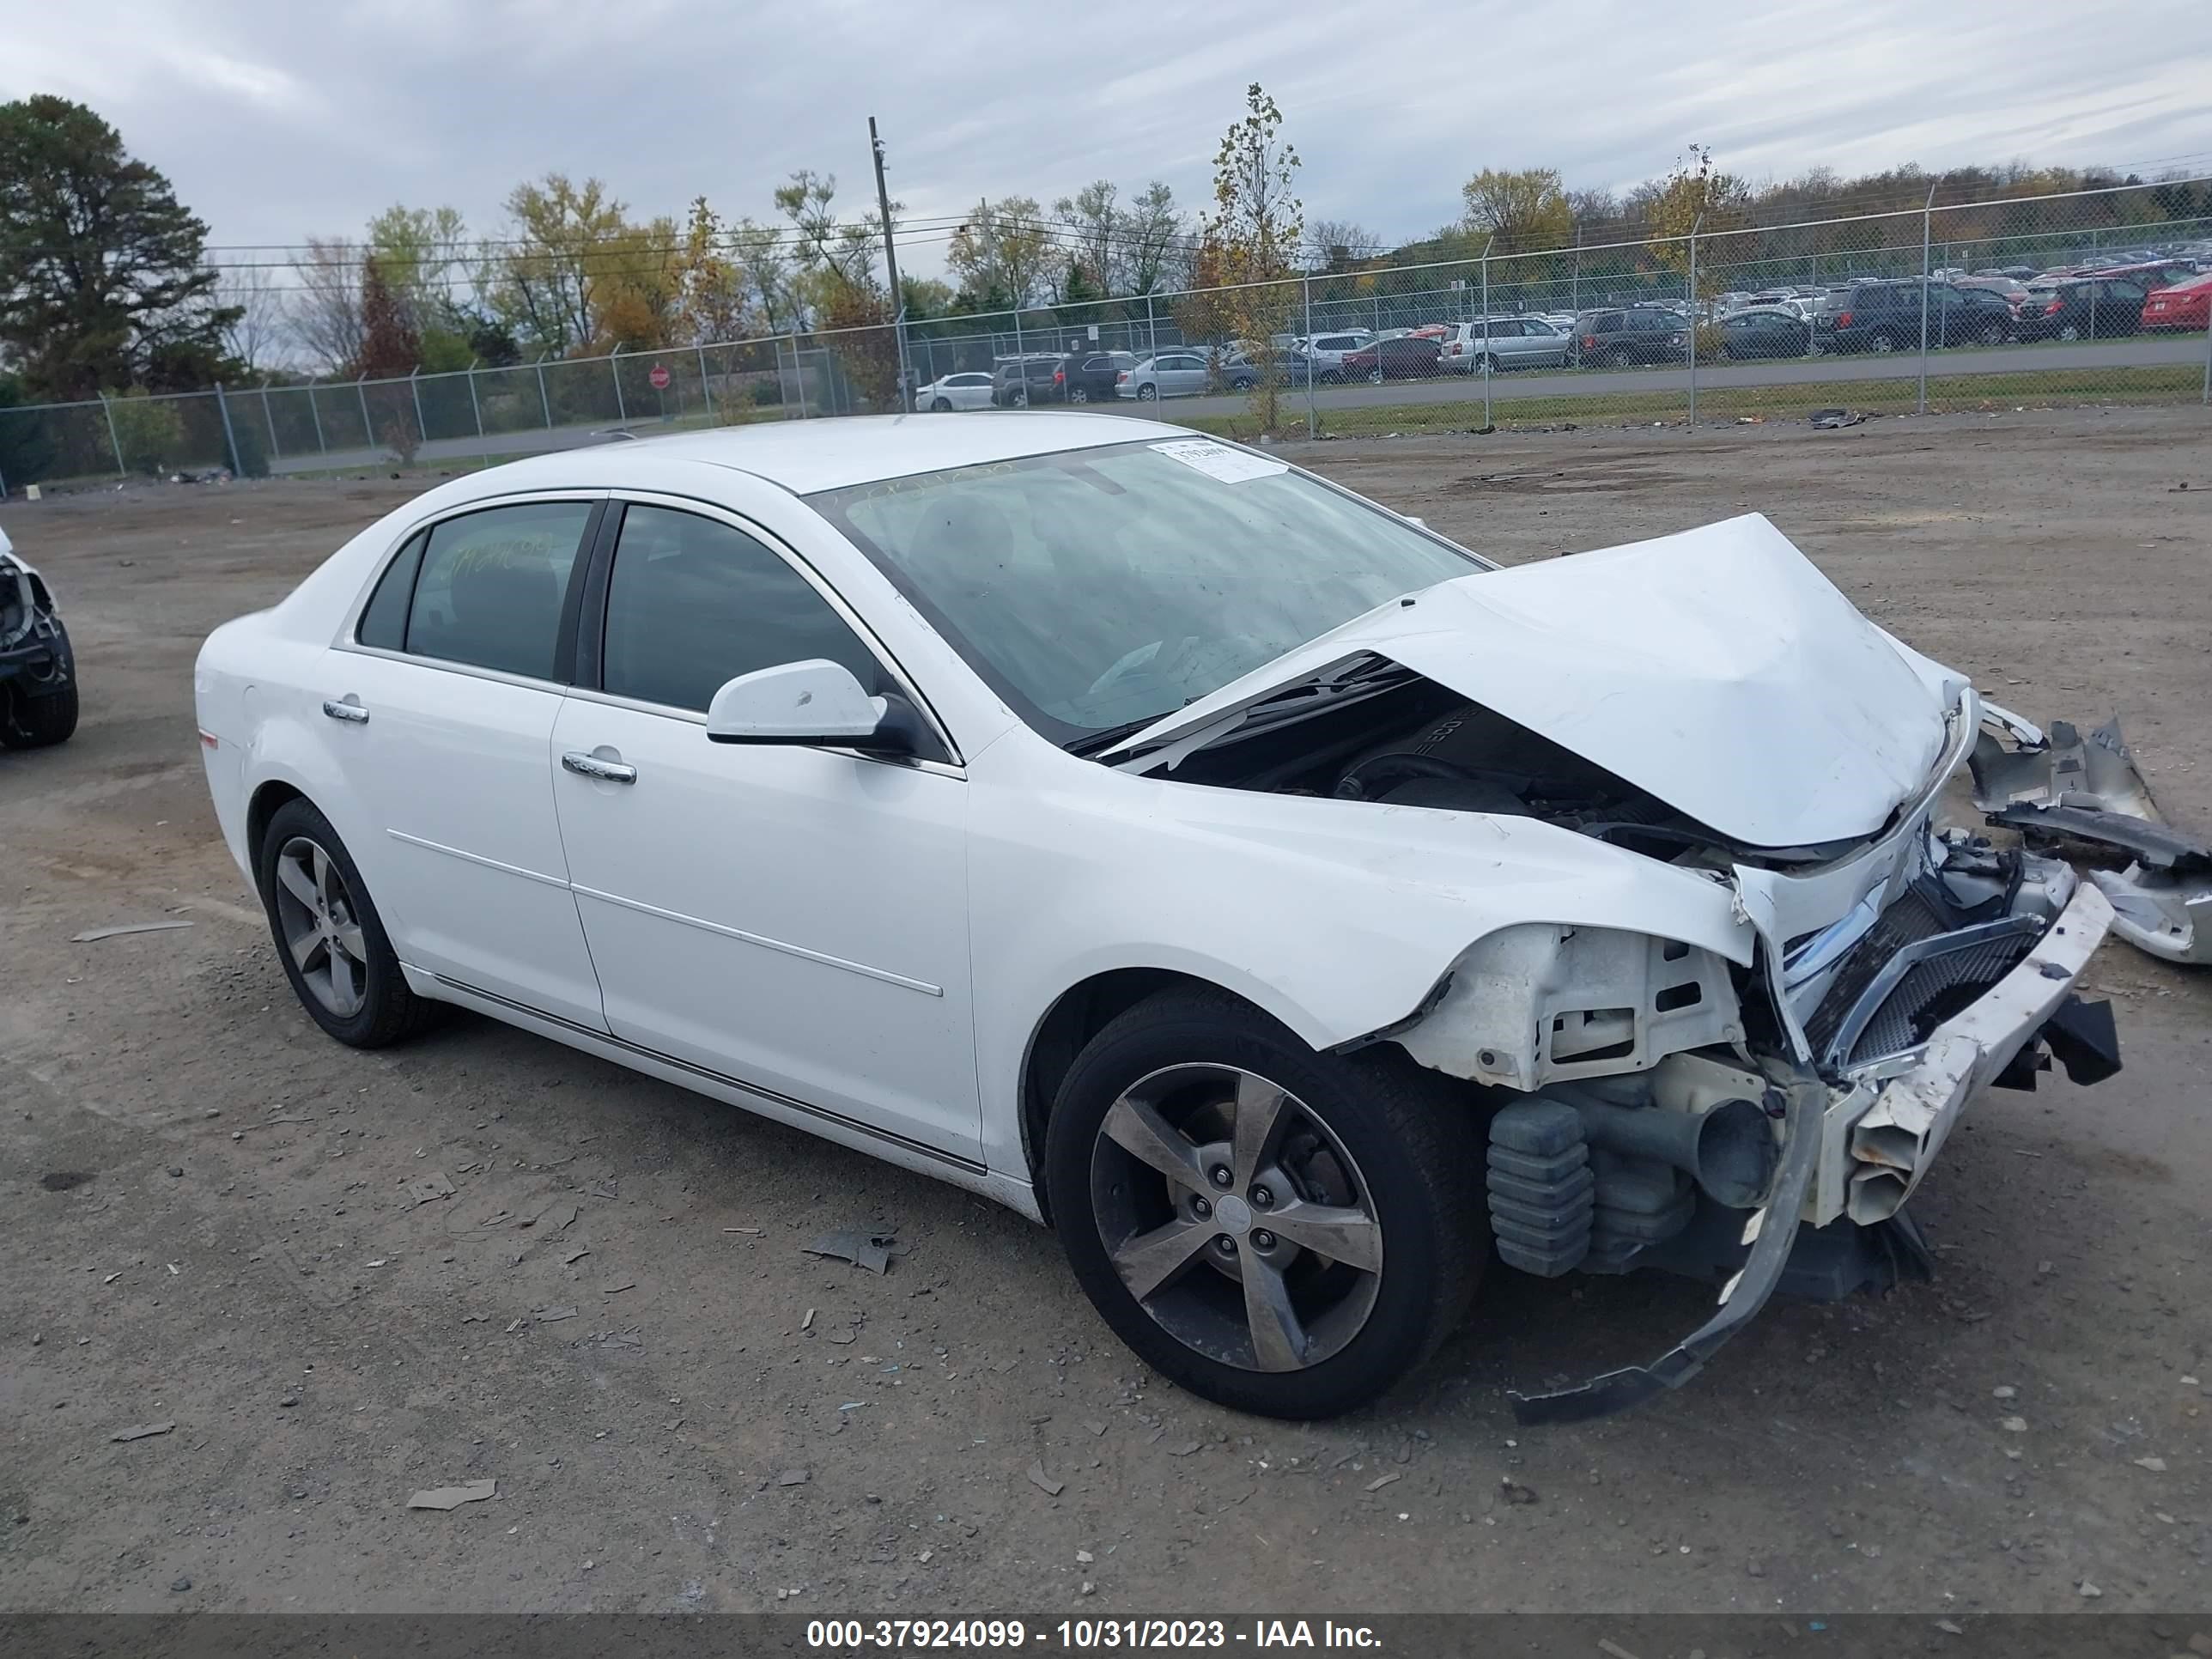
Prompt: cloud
<box><xmin>2</xmin><ymin>0</ymin><xmax>2206</xmax><ymax>281</ymax></box>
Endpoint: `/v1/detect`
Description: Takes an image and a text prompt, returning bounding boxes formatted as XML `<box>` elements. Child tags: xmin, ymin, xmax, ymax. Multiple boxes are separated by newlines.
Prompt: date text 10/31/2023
<box><xmin>805</xmin><ymin>1620</ymin><xmax>1384</xmax><ymax>1650</ymax></box>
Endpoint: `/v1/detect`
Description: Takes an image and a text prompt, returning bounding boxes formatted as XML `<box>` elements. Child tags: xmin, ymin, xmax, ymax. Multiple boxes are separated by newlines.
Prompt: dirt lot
<box><xmin>3</xmin><ymin>406</ymin><xmax>2209</xmax><ymax>1616</ymax></box>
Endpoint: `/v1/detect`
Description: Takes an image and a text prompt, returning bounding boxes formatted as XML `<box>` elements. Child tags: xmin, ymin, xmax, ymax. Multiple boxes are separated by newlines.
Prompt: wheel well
<box><xmin>246</xmin><ymin>781</ymin><xmax>306</xmax><ymax>873</ymax></box>
<box><xmin>1020</xmin><ymin>968</ymin><xmax>1266</xmax><ymax>1224</ymax></box>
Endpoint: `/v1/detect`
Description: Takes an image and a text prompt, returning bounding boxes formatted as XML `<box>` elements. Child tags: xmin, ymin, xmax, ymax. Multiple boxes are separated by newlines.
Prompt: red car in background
<box><xmin>1340</xmin><ymin>335</ymin><xmax>1443</xmax><ymax>382</ymax></box>
<box><xmin>2140</xmin><ymin>272</ymin><xmax>2212</xmax><ymax>331</ymax></box>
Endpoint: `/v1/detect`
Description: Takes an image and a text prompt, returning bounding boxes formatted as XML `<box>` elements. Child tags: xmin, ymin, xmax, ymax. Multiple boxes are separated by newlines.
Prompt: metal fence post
<box><xmin>466</xmin><ymin>362</ymin><xmax>484</xmax><ymax>439</ymax></box>
<box><xmin>2203</xmin><ymin>296</ymin><xmax>2212</xmax><ymax>403</ymax></box>
<box><xmin>535</xmin><ymin>356</ymin><xmax>552</xmax><ymax>428</ymax></box>
<box><xmin>1480</xmin><ymin>240</ymin><xmax>1493</xmax><ymax>429</ymax></box>
<box><xmin>1145</xmin><ymin>294</ymin><xmax>1156</xmax><ymax>356</ymax></box>
<box><xmin>100</xmin><ymin>393</ymin><xmax>125</xmax><ymax>476</ymax></box>
<box><xmin>356</xmin><ymin>374</ymin><xmax>373</xmax><ymax>450</ymax></box>
<box><xmin>1918</xmin><ymin>184</ymin><xmax>1936</xmax><ymax>415</ymax></box>
<box><xmin>214</xmin><ymin>384</ymin><xmax>244</xmax><ymax>476</ymax></box>
<box><xmin>1686</xmin><ymin>216</ymin><xmax>1701</xmax><ymax>426</ymax></box>
<box><xmin>1571</xmin><ymin>228</ymin><xmax>1581</xmax><ymax>314</ymax></box>
<box><xmin>1302</xmin><ymin>276</ymin><xmax>1316</xmax><ymax>439</ymax></box>
<box><xmin>697</xmin><ymin>343</ymin><xmax>714</xmax><ymax>419</ymax></box>
<box><xmin>408</xmin><ymin>368</ymin><xmax>427</xmax><ymax>447</ymax></box>
<box><xmin>793</xmin><ymin>336</ymin><xmax>811</xmax><ymax>419</ymax></box>
<box><xmin>260</xmin><ymin>381</ymin><xmax>282</xmax><ymax>461</ymax></box>
<box><xmin>611</xmin><ymin>347</ymin><xmax>628</xmax><ymax>425</ymax></box>
<box><xmin>307</xmin><ymin>386</ymin><xmax>326</xmax><ymax>454</ymax></box>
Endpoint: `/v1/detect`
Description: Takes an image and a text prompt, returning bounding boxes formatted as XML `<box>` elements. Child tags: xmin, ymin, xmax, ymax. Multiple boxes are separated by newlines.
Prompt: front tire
<box><xmin>1045</xmin><ymin>989</ymin><xmax>1485</xmax><ymax>1419</ymax></box>
<box><xmin>256</xmin><ymin>798</ymin><xmax>436</xmax><ymax>1048</ymax></box>
<box><xmin>0</xmin><ymin>620</ymin><xmax>78</xmax><ymax>748</ymax></box>
<box><xmin>932</xmin><ymin>398</ymin><xmax>953</xmax><ymax>412</ymax></box>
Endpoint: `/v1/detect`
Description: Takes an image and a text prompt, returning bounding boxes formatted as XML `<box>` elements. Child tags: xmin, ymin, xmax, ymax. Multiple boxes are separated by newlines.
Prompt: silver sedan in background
<box><xmin>1116</xmin><ymin>351</ymin><xmax>1212</xmax><ymax>400</ymax></box>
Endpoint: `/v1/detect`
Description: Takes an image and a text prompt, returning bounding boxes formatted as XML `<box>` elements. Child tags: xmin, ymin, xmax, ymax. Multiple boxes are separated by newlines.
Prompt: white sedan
<box><xmin>194</xmin><ymin>413</ymin><xmax>2118</xmax><ymax>1420</ymax></box>
<box><xmin>916</xmin><ymin>371</ymin><xmax>995</xmax><ymax>411</ymax></box>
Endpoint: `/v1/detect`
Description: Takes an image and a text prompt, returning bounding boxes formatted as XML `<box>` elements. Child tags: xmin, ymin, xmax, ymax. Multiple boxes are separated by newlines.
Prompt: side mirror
<box><xmin>705</xmin><ymin>659</ymin><xmax>919</xmax><ymax>757</ymax></box>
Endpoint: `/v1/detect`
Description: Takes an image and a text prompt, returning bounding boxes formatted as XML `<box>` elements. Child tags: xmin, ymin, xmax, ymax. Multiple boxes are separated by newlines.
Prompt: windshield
<box><xmin>807</xmin><ymin>439</ymin><xmax>1483</xmax><ymax>744</ymax></box>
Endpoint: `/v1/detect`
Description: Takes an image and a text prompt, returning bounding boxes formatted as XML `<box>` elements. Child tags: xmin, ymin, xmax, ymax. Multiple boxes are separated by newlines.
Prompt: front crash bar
<box><xmin>1507</xmin><ymin>1066</ymin><xmax>1826</xmax><ymax>1426</ymax></box>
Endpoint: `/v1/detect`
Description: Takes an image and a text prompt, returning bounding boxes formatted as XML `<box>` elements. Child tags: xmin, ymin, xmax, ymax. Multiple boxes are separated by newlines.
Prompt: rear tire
<box><xmin>1606</xmin><ymin>345</ymin><xmax>1634</xmax><ymax>368</ymax></box>
<box><xmin>256</xmin><ymin>798</ymin><xmax>438</xmax><ymax>1049</ymax></box>
<box><xmin>1136</xmin><ymin>384</ymin><xmax>1158</xmax><ymax>402</ymax></box>
<box><xmin>1069</xmin><ymin>386</ymin><xmax>1090</xmax><ymax>404</ymax></box>
<box><xmin>1045</xmin><ymin>988</ymin><xmax>1485</xmax><ymax>1419</ymax></box>
<box><xmin>0</xmin><ymin>621</ymin><xmax>78</xmax><ymax>748</ymax></box>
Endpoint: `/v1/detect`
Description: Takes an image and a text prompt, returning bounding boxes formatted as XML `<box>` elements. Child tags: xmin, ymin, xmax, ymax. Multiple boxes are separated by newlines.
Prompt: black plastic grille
<box><xmin>1802</xmin><ymin>889</ymin><xmax>1948</xmax><ymax>1060</ymax></box>
<box><xmin>1844</xmin><ymin>932</ymin><xmax>2036</xmax><ymax>1066</ymax></box>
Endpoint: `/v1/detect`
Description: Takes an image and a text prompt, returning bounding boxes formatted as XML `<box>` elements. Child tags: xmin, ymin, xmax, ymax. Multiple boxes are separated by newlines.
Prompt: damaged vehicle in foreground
<box><xmin>192</xmin><ymin>415</ymin><xmax>2121</xmax><ymax>1422</ymax></box>
<box><xmin>0</xmin><ymin>522</ymin><xmax>79</xmax><ymax>748</ymax></box>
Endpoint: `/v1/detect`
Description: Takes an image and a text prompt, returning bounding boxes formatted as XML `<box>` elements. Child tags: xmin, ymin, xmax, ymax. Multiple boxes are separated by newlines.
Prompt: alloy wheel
<box><xmin>1089</xmin><ymin>1064</ymin><xmax>1383</xmax><ymax>1373</ymax></box>
<box><xmin>272</xmin><ymin>836</ymin><xmax>369</xmax><ymax>1018</ymax></box>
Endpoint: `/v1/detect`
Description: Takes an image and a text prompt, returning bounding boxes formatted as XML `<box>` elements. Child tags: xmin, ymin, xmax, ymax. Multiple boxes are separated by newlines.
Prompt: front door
<box><xmin>331</xmin><ymin>497</ymin><xmax>607</xmax><ymax>1029</ymax></box>
<box><xmin>548</xmin><ymin>500</ymin><xmax>981</xmax><ymax>1164</ymax></box>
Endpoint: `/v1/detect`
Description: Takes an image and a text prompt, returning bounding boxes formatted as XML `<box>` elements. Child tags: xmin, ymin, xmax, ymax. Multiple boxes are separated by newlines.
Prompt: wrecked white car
<box><xmin>191</xmin><ymin>416</ymin><xmax>2120</xmax><ymax>1421</ymax></box>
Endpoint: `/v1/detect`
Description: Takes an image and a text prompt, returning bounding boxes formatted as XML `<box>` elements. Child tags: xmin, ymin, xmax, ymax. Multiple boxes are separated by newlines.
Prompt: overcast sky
<box><xmin>9</xmin><ymin>0</ymin><xmax>2212</xmax><ymax>282</ymax></box>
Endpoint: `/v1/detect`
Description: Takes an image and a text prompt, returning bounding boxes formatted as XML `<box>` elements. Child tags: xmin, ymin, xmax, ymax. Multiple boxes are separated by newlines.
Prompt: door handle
<box><xmin>321</xmin><ymin>698</ymin><xmax>369</xmax><ymax>724</ymax></box>
<box><xmin>562</xmin><ymin>750</ymin><xmax>636</xmax><ymax>784</ymax></box>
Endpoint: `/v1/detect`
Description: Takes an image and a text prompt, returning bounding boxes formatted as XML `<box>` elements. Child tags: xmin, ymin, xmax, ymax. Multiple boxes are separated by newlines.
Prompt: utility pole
<box><xmin>870</xmin><ymin>116</ymin><xmax>914</xmax><ymax>413</ymax></box>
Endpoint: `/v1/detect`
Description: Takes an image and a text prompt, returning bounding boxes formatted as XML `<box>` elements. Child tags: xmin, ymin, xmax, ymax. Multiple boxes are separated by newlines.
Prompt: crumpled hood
<box><xmin>1112</xmin><ymin>513</ymin><xmax>1957</xmax><ymax>848</ymax></box>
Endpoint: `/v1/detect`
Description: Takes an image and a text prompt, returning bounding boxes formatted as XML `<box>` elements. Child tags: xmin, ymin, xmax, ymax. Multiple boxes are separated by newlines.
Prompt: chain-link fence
<box><xmin>3</xmin><ymin>177</ymin><xmax>2209</xmax><ymax>494</ymax></box>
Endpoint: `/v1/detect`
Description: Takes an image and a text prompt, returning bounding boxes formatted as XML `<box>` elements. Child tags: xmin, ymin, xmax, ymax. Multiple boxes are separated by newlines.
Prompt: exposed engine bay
<box><xmin>1153</xmin><ymin>663</ymin><xmax>1853</xmax><ymax>872</ymax></box>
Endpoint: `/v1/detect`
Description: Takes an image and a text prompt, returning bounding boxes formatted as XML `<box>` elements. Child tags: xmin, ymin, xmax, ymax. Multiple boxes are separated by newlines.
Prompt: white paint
<box><xmin>191</xmin><ymin>418</ymin><xmax>2106</xmax><ymax>1225</ymax></box>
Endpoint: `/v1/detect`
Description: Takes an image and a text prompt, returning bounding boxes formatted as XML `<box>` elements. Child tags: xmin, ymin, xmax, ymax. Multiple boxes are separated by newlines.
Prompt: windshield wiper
<box><xmin>1064</xmin><ymin>714</ymin><xmax>1171</xmax><ymax>758</ymax></box>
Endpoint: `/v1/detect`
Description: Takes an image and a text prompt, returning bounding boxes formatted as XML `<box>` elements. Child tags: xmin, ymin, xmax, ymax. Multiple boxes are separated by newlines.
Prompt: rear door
<box><xmin>331</xmin><ymin>496</ymin><xmax>608</xmax><ymax>1028</ymax></box>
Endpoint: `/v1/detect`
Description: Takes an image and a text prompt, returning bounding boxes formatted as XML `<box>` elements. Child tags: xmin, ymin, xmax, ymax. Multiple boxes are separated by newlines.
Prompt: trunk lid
<box><xmin>1108</xmin><ymin>514</ymin><xmax>1954</xmax><ymax>849</ymax></box>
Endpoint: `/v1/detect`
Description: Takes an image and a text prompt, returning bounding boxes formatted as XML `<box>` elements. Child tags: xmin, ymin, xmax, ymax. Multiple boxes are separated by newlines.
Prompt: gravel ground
<box><xmin>2</xmin><ymin>405</ymin><xmax>2208</xmax><ymax>1616</ymax></box>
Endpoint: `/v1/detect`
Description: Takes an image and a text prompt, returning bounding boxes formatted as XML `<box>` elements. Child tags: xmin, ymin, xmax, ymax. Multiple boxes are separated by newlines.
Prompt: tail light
<box><xmin>2044</xmin><ymin>300</ymin><xmax>2063</xmax><ymax>314</ymax></box>
<box><xmin>1579</xmin><ymin>334</ymin><xmax>1596</xmax><ymax>349</ymax></box>
<box><xmin>1447</xmin><ymin>342</ymin><xmax>1462</xmax><ymax>356</ymax></box>
<box><xmin>1836</xmin><ymin>309</ymin><xmax>1854</xmax><ymax>327</ymax></box>
<box><xmin>1116</xmin><ymin>371</ymin><xmax>1129</xmax><ymax>384</ymax></box>
<box><xmin>1054</xmin><ymin>369</ymin><xmax>1065</xmax><ymax>384</ymax></box>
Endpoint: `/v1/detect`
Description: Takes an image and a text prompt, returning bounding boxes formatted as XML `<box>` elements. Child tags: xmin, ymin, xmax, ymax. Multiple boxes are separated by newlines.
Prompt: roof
<box><xmin>446</xmin><ymin>410</ymin><xmax>1193</xmax><ymax>499</ymax></box>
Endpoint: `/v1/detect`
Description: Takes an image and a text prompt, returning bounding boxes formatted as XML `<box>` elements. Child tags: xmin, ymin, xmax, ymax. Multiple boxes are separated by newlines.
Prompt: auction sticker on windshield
<box><xmin>1149</xmin><ymin>439</ymin><xmax>1289</xmax><ymax>483</ymax></box>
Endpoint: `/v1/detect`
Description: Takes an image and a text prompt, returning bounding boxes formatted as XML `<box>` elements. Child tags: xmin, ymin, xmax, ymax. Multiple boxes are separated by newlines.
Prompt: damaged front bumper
<box><xmin>1510</xmin><ymin>847</ymin><xmax>2120</xmax><ymax>1425</ymax></box>
<box><xmin>1972</xmin><ymin>711</ymin><xmax>2212</xmax><ymax>966</ymax></box>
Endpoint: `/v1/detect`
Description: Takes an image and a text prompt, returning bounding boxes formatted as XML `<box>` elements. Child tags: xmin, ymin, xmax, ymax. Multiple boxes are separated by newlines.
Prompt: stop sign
<box><xmin>647</xmin><ymin>364</ymin><xmax>672</xmax><ymax>391</ymax></box>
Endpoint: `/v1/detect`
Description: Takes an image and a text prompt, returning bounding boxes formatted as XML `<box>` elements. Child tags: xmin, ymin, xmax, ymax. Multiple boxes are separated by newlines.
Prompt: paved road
<box><xmin>270</xmin><ymin>332</ymin><xmax>2209</xmax><ymax>474</ymax></box>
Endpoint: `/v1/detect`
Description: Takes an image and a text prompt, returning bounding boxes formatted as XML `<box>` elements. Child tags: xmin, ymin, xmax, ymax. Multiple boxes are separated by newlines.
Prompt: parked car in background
<box><xmin>1569</xmin><ymin>307</ymin><xmax>1687</xmax><ymax>368</ymax></box>
<box><xmin>918</xmin><ymin>372</ymin><xmax>995</xmax><ymax>412</ymax></box>
<box><xmin>2014</xmin><ymin>275</ymin><xmax>2149</xmax><ymax>342</ymax></box>
<box><xmin>1059</xmin><ymin>350</ymin><xmax>1137</xmax><ymax>405</ymax></box>
<box><xmin>1438</xmin><ymin>318</ymin><xmax>1571</xmax><ymax>372</ymax></box>
<box><xmin>992</xmin><ymin>356</ymin><xmax>1064</xmax><ymax>407</ymax></box>
<box><xmin>1299</xmin><ymin>331</ymin><xmax>1374</xmax><ymax>381</ymax></box>
<box><xmin>1117</xmin><ymin>351</ymin><xmax>1212</xmax><ymax>400</ymax></box>
<box><xmin>2141</xmin><ymin>271</ymin><xmax>2212</xmax><ymax>331</ymax></box>
<box><xmin>1718</xmin><ymin>307</ymin><xmax>1812</xmax><ymax>360</ymax></box>
<box><xmin>1826</xmin><ymin>281</ymin><xmax>2016</xmax><ymax>353</ymax></box>
<box><xmin>2083</xmin><ymin>259</ymin><xmax>2202</xmax><ymax>293</ymax></box>
<box><xmin>0</xmin><ymin>524</ymin><xmax>78</xmax><ymax>748</ymax></box>
<box><xmin>1955</xmin><ymin>275</ymin><xmax>2032</xmax><ymax>313</ymax></box>
<box><xmin>1339</xmin><ymin>335</ymin><xmax>1443</xmax><ymax>382</ymax></box>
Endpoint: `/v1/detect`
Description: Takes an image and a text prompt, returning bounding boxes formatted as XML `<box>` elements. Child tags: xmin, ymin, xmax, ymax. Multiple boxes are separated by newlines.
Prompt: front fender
<box><xmin>966</xmin><ymin>757</ymin><xmax>1753</xmax><ymax>1176</ymax></box>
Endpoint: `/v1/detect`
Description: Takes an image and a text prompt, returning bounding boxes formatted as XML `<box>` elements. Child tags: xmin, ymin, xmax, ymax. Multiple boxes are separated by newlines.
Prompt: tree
<box><xmin>1645</xmin><ymin>145</ymin><xmax>1751</xmax><ymax>295</ymax></box>
<box><xmin>355</xmin><ymin>259</ymin><xmax>423</xmax><ymax>459</ymax></box>
<box><xmin>1121</xmin><ymin>181</ymin><xmax>1184</xmax><ymax>298</ymax></box>
<box><xmin>0</xmin><ymin>96</ymin><xmax>236</xmax><ymax>398</ymax></box>
<box><xmin>1307</xmin><ymin>219</ymin><xmax>1378</xmax><ymax>272</ymax></box>
<box><xmin>774</xmin><ymin>170</ymin><xmax>882</xmax><ymax>291</ymax></box>
<box><xmin>946</xmin><ymin>197</ymin><xmax>1054</xmax><ymax>311</ymax></box>
<box><xmin>1460</xmin><ymin>168</ymin><xmax>1574</xmax><ymax>254</ymax></box>
<box><xmin>367</xmin><ymin>204</ymin><xmax>471</xmax><ymax>334</ymax></box>
<box><xmin>217</xmin><ymin>265</ymin><xmax>289</xmax><ymax>373</ymax></box>
<box><xmin>290</xmin><ymin>237</ymin><xmax>366</xmax><ymax>373</ymax></box>
<box><xmin>489</xmin><ymin>173</ymin><xmax>628</xmax><ymax>354</ymax></box>
<box><xmin>1201</xmin><ymin>84</ymin><xmax>1303</xmax><ymax>427</ymax></box>
<box><xmin>678</xmin><ymin>198</ymin><xmax>756</xmax><ymax>344</ymax></box>
<box><xmin>729</xmin><ymin>217</ymin><xmax>799</xmax><ymax>334</ymax></box>
<box><xmin>1052</xmin><ymin>180</ymin><xmax>1120</xmax><ymax>295</ymax></box>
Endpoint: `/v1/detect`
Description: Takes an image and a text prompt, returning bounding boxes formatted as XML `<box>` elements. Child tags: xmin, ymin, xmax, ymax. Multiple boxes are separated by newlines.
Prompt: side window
<box><xmin>357</xmin><ymin>531</ymin><xmax>427</xmax><ymax>649</ymax></box>
<box><xmin>405</xmin><ymin>501</ymin><xmax>594</xmax><ymax>681</ymax></box>
<box><xmin>601</xmin><ymin>504</ymin><xmax>890</xmax><ymax>722</ymax></box>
